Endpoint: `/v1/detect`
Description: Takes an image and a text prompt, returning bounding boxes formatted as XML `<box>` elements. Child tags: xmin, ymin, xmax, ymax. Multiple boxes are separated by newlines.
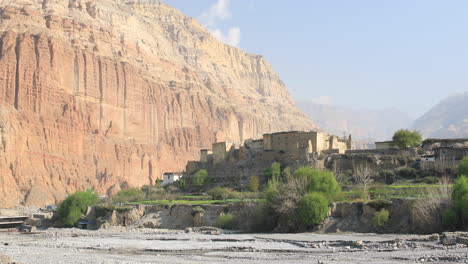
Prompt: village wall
<box><xmin>185</xmin><ymin>131</ymin><xmax>353</xmax><ymax>189</ymax></box>
<box><xmin>200</xmin><ymin>149</ymin><xmax>213</xmax><ymax>163</ymax></box>
<box><xmin>212</xmin><ymin>142</ymin><xmax>233</xmax><ymax>164</ymax></box>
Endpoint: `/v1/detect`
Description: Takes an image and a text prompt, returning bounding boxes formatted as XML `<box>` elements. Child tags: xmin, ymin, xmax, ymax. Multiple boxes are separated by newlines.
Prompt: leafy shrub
<box><xmin>58</xmin><ymin>191</ymin><xmax>98</xmax><ymax>226</ymax></box>
<box><xmin>263</xmin><ymin>180</ymin><xmax>279</xmax><ymax>202</ymax></box>
<box><xmin>179</xmin><ymin>179</ymin><xmax>186</xmax><ymax>190</ymax></box>
<box><xmin>380</xmin><ymin>170</ymin><xmax>396</xmax><ymax>184</ymax></box>
<box><xmin>458</xmin><ymin>158</ymin><xmax>468</xmax><ymax>177</ymax></box>
<box><xmin>248</xmin><ymin>176</ymin><xmax>260</xmax><ymax>192</ymax></box>
<box><xmin>452</xmin><ymin>175</ymin><xmax>468</xmax><ymax>225</ymax></box>
<box><xmin>112</xmin><ymin>188</ymin><xmax>145</xmax><ymax>203</ymax></box>
<box><xmin>263</xmin><ymin>168</ymin><xmax>272</xmax><ymax>180</ymax></box>
<box><xmin>191</xmin><ymin>206</ymin><xmax>205</xmax><ymax>216</ymax></box>
<box><xmin>293</xmin><ymin>168</ymin><xmax>340</xmax><ymax>198</ymax></box>
<box><xmin>154</xmin><ymin>179</ymin><xmax>162</xmax><ymax>187</ymax></box>
<box><xmin>208</xmin><ymin>187</ymin><xmax>230</xmax><ymax>200</ymax></box>
<box><xmin>443</xmin><ymin>208</ymin><xmax>459</xmax><ymax>229</ymax></box>
<box><xmin>397</xmin><ymin>167</ymin><xmax>418</xmax><ymax>179</ymax></box>
<box><xmin>271</xmin><ymin>162</ymin><xmax>281</xmax><ymax>182</ymax></box>
<box><xmin>297</xmin><ymin>192</ymin><xmax>329</xmax><ymax>225</ymax></box>
<box><xmin>282</xmin><ymin>167</ymin><xmax>292</xmax><ymax>180</ymax></box>
<box><xmin>193</xmin><ymin>169</ymin><xmax>208</xmax><ymax>187</ymax></box>
<box><xmin>260</xmin><ymin>167</ymin><xmax>342</xmax><ymax>231</ymax></box>
<box><xmin>215</xmin><ymin>213</ymin><xmax>235</xmax><ymax>229</ymax></box>
<box><xmin>373</xmin><ymin>208</ymin><xmax>390</xmax><ymax>228</ymax></box>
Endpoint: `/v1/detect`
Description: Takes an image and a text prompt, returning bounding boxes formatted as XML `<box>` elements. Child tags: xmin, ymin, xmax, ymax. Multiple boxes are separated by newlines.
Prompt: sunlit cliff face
<box><xmin>0</xmin><ymin>0</ymin><xmax>315</xmax><ymax>207</ymax></box>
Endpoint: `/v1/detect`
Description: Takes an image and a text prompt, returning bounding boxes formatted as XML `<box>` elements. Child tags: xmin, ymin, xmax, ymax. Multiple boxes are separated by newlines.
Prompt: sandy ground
<box><xmin>0</xmin><ymin>227</ymin><xmax>467</xmax><ymax>264</ymax></box>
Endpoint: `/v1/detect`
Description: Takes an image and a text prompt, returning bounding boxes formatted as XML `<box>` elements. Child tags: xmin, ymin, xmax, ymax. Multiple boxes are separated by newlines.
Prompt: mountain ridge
<box><xmin>412</xmin><ymin>92</ymin><xmax>468</xmax><ymax>138</ymax></box>
<box><xmin>297</xmin><ymin>101</ymin><xmax>413</xmax><ymax>143</ymax></box>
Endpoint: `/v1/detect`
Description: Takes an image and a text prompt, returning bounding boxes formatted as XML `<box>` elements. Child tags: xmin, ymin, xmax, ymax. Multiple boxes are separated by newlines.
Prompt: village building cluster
<box><xmin>163</xmin><ymin>130</ymin><xmax>468</xmax><ymax>188</ymax></box>
<box><xmin>184</xmin><ymin>131</ymin><xmax>352</xmax><ymax>186</ymax></box>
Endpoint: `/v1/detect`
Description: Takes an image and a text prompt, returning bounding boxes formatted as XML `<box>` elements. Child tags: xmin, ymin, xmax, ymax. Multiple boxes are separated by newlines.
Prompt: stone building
<box><xmin>161</xmin><ymin>172</ymin><xmax>183</xmax><ymax>186</ymax></box>
<box><xmin>433</xmin><ymin>147</ymin><xmax>468</xmax><ymax>161</ymax></box>
<box><xmin>422</xmin><ymin>138</ymin><xmax>468</xmax><ymax>152</ymax></box>
<box><xmin>375</xmin><ymin>141</ymin><xmax>395</xmax><ymax>150</ymax></box>
<box><xmin>420</xmin><ymin>138</ymin><xmax>468</xmax><ymax>172</ymax></box>
<box><xmin>185</xmin><ymin>131</ymin><xmax>352</xmax><ymax>187</ymax></box>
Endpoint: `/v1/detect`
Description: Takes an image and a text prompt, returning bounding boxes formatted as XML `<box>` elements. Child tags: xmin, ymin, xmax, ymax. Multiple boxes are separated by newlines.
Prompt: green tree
<box><xmin>248</xmin><ymin>176</ymin><xmax>260</xmax><ymax>192</ymax></box>
<box><xmin>271</xmin><ymin>162</ymin><xmax>281</xmax><ymax>182</ymax></box>
<box><xmin>193</xmin><ymin>169</ymin><xmax>208</xmax><ymax>187</ymax></box>
<box><xmin>293</xmin><ymin>167</ymin><xmax>341</xmax><ymax>199</ymax></box>
<box><xmin>458</xmin><ymin>158</ymin><xmax>468</xmax><ymax>177</ymax></box>
<box><xmin>58</xmin><ymin>191</ymin><xmax>98</xmax><ymax>226</ymax></box>
<box><xmin>297</xmin><ymin>192</ymin><xmax>329</xmax><ymax>225</ymax></box>
<box><xmin>452</xmin><ymin>175</ymin><xmax>468</xmax><ymax>225</ymax></box>
<box><xmin>179</xmin><ymin>179</ymin><xmax>186</xmax><ymax>190</ymax></box>
<box><xmin>391</xmin><ymin>129</ymin><xmax>422</xmax><ymax>148</ymax></box>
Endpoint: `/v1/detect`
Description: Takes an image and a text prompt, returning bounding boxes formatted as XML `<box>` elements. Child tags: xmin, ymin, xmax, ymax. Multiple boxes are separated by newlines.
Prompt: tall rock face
<box><xmin>413</xmin><ymin>92</ymin><xmax>468</xmax><ymax>138</ymax></box>
<box><xmin>0</xmin><ymin>0</ymin><xmax>315</xmax><ymax>207</ymax></box>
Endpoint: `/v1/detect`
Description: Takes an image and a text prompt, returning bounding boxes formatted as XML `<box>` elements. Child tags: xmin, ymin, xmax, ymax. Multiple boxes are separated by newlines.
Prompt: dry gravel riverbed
<box><xmin>0</xmin><ymin>227</ymin><xmax>467</xmax><ymax>264</ymax></box>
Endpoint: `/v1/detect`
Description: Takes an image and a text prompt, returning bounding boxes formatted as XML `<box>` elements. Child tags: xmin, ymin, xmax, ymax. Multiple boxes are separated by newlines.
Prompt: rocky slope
<box><xmin>297</xmin><ymin>101</ymin><xmax>413</xmax><ymax>142</ymax></box>
<box><xmin>413</xmin><ymin>92</ymin><xmax>468</xmax><ymax>138</ymax></box>
<box><xmin>0</xmin><ymin>0</ymin><xmax>315</xmax><ymax>207</ymax></box>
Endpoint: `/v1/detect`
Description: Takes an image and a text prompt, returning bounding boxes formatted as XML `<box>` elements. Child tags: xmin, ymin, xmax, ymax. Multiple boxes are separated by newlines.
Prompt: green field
<box><xmin>126</xmin><ymin>199</ymin><xmax>265</xmax><ymax>205</ymax></box>
<box><xmin>335</xmin><ymin>184</ymin><xmax>453</xmax><ymax>202</ymax></box>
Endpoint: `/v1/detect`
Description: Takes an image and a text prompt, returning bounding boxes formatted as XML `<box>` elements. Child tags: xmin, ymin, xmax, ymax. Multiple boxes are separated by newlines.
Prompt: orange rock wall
<box><xmin>0</xmin><ymin>1</ymin><xmax>316</xmax><ymax>207</ymax></box>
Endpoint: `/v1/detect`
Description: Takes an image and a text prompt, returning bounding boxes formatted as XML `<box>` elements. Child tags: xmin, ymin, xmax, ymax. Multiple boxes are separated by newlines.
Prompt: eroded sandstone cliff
<box><xmin>0</xmin><ymin>0</ymin><xmax>315</xmax><ymax>207</ymax></box>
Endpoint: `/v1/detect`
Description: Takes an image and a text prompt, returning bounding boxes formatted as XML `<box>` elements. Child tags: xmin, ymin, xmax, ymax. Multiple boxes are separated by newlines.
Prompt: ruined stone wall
<box><xmin>200</xmin><ymin>150</ymin><xmax>212</xmax><ymax>163</ymax></box>
<box><xmin>345</xmin><ymin>148</ymin><xmax>418</xmax><ymax>157</ymax></box>
<box><xmin>212</xmin><ymin>142</ymin><xmax>233</xmax><ymax>164</ymax></box>
<box><xmin>326</xmin><ymin>154</ymin><xmax>417</xmax><ymax>181</ymax></box>
<box><xmin>315</xmin><ymin>132</ymin><xmax>328</xmax><ymax>153</ymax></box>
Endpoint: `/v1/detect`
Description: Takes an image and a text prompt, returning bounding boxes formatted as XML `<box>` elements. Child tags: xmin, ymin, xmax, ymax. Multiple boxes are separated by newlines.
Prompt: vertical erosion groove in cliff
<box><xmin>0</xmin><ymin>0</ymin><xmax>316</xmax><ymax>207</ymax></box>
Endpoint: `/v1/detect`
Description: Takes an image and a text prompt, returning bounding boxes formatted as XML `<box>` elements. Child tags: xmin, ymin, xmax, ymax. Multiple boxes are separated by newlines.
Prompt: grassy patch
<box><xmin>126</xmin><ymin>199</ymin><xmax>265</xmax><ymax>205</ymax></box>
<box><xmin>370</xmin><ymin>184</ymin><xmax>453</xmax><ymax>199</ymax></box>
<box><xmin>176</xmin><ymin>195</ymin><xmax>212</xmax><ymax>201</ymax></box>
<box><xmin>388</xmin><ymin>184</ymin><xmax>452</xmax><ymax>189</ymax></box>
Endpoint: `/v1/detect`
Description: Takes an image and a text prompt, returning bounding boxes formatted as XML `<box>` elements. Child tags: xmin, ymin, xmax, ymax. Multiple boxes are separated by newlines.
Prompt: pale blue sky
<box><xmin>162</xmin><ymin>0</ymin><xmax>468</xmax><ymax>117</ymax></box>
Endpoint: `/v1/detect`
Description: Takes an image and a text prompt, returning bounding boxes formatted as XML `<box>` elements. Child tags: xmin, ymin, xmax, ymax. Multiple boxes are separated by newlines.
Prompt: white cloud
<box><xmin>198</xmin><ymin>0</ymin><xmax>241</xmax><ymax>47</ymax></box>
<box><xmin>310</xmin><ymin>96</ymin><xmax>334</xmax><ymax>106</ymax></box>
<box><xmin>199</xmin><ymin>0</ymin><xmax>231</xmax><ymax>27</ymax></box>
<box><xmin>212</xmin><ymin>27</ymin><xmax>241</xmax><ymax>47</ymax></box>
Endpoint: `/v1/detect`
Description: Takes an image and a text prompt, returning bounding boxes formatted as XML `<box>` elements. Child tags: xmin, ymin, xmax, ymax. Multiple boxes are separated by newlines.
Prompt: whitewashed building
<box><xmin>162</xmin><ymin>172</ymin><xmax>183</xmax><ymax>186</ymax></box>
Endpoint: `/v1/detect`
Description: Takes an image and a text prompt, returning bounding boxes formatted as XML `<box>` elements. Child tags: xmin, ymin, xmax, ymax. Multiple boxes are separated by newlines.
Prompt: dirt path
<box><xmin>0</xmin><ymin>228</ymin><xmax>466</xmax><ymax>264</ymax></box>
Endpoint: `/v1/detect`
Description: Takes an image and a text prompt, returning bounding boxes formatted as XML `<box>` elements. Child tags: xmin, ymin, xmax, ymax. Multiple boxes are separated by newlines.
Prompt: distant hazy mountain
<box><xmin>297</xmin><ymin>101</ymin><xmax>413</xmax><ymax>142</ymax></box>
<box><xmin>412</xmin><ymin>92</ymin><xmax>468</xmax><ymax>138</ymax></box>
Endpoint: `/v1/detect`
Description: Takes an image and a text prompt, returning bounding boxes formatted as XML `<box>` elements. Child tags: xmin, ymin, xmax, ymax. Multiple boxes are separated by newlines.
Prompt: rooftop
<box><xmin>422</xmin><ymin>138</ymin><xmax>468</xmax><ymax>144</ymax></box>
